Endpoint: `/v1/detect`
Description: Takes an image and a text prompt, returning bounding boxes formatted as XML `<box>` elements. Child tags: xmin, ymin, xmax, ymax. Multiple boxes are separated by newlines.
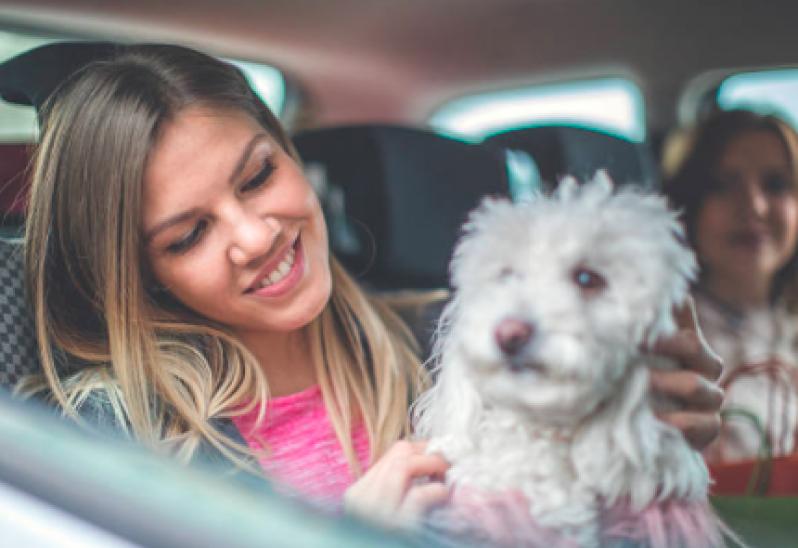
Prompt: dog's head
<box><xmin>442</xmin><ymin>174</ymin><xmax>696</xmax><ymax>425</ymax></box>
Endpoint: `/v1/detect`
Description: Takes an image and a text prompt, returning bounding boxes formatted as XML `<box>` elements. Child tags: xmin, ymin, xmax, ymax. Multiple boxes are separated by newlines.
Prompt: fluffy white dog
<box><xmin>414</xmin><ymin>174</ymin><xmax>724</xmax><ymax>548</ymax></box>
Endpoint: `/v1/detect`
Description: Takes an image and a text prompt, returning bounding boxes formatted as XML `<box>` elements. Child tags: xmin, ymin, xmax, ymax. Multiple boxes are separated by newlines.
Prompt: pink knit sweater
<box><xmin>232</xmin><ymin>385</ymin><xmax>371</xmax><ymax>511</ymax></box>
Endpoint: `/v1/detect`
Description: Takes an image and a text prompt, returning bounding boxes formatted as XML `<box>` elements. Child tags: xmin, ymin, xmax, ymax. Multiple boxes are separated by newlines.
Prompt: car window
<box><xmin>717</xmin><ymin>69</ymin><xmax>798</xmax><ymax>129</ymax></box>
<box><xmin>429</xmin><ymin>77</ymin><xmax>645</xmax><ymax>143</ymax></box>
<box><xmin>0</xmin><ymin>29</ymin><xmax>56</xmax><ymax>141</ymax></box>
<box><xmin>0</xmin><ymin>29</ymin><xmax>286</xmax><ymax>142</ymax></box>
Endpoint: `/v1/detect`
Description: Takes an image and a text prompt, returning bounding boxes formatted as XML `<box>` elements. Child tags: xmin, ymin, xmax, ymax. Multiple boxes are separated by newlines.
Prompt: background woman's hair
<box><xmin>662</xmin><ymin>109</ymin><xmax>798</xmax><ymax>310</ymax></box>
<box><xmin>22</xmin><ymin>44</ymin><xmax>425</xmax><ymax>471</ymax></box>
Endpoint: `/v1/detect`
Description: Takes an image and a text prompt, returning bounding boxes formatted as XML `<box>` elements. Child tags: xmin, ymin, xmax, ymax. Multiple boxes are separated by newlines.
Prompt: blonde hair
<box><xmin>22</xmin><ymin>44</ymin><xmax>424</xmax><ymax>473</ymax></box>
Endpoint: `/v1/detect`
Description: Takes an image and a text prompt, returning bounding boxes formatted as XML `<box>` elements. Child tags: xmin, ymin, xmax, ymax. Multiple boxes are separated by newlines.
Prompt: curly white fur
<box><xmin>413</xmin><ymin>173</ymin><xmax>715</xmax><ymax>547</ymax></box>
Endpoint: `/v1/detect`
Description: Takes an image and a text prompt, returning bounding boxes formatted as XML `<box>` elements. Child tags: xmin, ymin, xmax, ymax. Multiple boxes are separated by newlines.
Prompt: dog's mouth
<box><xmin>507</xmin><ymin>359</ymin><xmax>546</xmax><ymax>374</ymax></box>
<box><xmin>505</xmin><ymin>359</ymin><xmax>581</xmax><ymax>383</ymax></box>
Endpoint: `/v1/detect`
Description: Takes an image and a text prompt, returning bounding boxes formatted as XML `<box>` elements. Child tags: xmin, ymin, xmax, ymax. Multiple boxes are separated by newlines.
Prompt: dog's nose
<box><xmin>494</xmin><ymin>317</ymin><xmax>534</xmax><ymax>356</ymax></box>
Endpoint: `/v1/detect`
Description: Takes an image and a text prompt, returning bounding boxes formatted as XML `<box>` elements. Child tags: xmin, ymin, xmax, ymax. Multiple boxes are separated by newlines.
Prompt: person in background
<box><xmin>664</xmin><ymin>109</ymin><xmax>798</xmax><ymax>463</ymax></box>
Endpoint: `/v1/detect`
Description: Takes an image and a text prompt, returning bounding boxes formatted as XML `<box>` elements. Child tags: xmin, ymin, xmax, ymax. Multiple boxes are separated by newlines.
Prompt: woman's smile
<box><xmin>247</xmin><ymin>235</ymin><xmax>306</xmax><ymax>298</ymax></box>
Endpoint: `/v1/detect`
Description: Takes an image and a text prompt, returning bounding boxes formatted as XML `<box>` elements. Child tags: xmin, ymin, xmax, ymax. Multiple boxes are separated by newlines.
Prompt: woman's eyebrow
<box><xmin>143</xmin><ymin>133</ymin><xmax>271</xmax><ymax>246</ymax></box>
<box><xmin>144</xmin><ymin>208</ymin><xmax>200</xmax><ymax>246</ymax></box>
<box><xmin>229</xmin><ymin>133</ymin><xmax>270</xmax><ymax>185</ymax></box>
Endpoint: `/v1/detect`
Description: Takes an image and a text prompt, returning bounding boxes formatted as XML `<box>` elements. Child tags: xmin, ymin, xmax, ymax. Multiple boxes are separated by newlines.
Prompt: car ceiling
<box><xmin>1</xmin><ymin>0</ymin><xmax>798</xmax><ymax>133</ymax></box>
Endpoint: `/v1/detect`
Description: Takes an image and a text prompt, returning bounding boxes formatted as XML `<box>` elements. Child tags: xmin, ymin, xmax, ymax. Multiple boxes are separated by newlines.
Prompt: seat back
<box><xmin>293</xmin><ymin>124</ymin><xmax>511</xmax><ymax>291</ymax></box>
<box><xmin>0</xmin><ymin>238</ymin><xmax>38</xmax><ymax>389</ymax></box>
<box><xmin>484</xmin><ymin>125</ymin><xmax>659</xmax><ymax>190</ymax></box>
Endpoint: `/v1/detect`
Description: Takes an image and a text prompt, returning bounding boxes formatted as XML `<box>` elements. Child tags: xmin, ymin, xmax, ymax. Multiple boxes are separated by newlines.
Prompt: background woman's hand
<box><xmin>344</xmin><ymin>440</ymin><xmax>450</xmax><ymax>528</ymax></box>
<box><xmin>647</xmin><ymin>298</ymin><xmax>725</xmax><ymax>450</ymax></box>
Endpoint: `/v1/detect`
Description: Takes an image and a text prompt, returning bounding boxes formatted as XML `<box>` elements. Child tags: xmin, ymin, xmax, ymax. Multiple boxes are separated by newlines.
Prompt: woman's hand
<box><xmin>344</xmin><ymin>440</ymin><xmax>450</xmax><ymax>528</ymax></box>
<box><xmin>647</xmin><ymin>298</ymin><xmax>725</xmax><ymax>450</ymax></box>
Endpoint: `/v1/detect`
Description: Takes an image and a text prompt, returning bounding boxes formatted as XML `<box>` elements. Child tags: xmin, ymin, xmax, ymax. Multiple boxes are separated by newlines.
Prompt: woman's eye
<box><xmin>572</xmin><ymin>267</ymin><xmax>607</xmax><ymax>293</ymax></box>
<box><xmin>763</xmin><ymin>173</ymin><xmax>792</xmax><ymax>195</ymax></box>
<box><xmin>166</xmin><ymin>220</ymin><xmax>208</xmax><ymax>255</ymax></box>
<box><xmin>240</xmin><ymin>158</ymin><xmax>275</xmax><ymax>194</ymax></box>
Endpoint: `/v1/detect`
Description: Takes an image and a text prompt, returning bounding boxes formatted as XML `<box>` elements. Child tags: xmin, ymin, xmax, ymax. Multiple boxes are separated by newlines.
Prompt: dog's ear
<box><xmin>572</xmin><ymin>365</ymin><xmax>710</xmax><ymax>510</ymax></box>
<box><xmin>591</xmin><ymin>169</ymin><xmax>615</xmax><ymax>191</ymax></box>
<box><xmin>554</xmin><ymin>175</ymin><xmax>579</xmax><ymax>200</ymax></box>
<box><xmin>412</xmin><ymin>297</ymin><xmax>484</xmax><ymax>441</ymax></box>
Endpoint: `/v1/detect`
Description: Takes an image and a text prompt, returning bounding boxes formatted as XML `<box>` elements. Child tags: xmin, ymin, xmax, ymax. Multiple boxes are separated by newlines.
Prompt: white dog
<box><xmin>414</xmin><ymin>174</ymin><xmax>724</xmax><ymax>548</ymax></box>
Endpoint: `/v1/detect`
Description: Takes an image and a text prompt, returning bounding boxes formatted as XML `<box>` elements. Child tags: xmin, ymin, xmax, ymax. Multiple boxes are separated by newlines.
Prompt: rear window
<box><xmin>0</xmin><ymin>30</ymin><xmax>55</xmax><ymax>141</ymax></box>
<box><xmin>429</xmin><ymin>78</ymin><xmax>646</xmax><ymax>143</ymax></box>
<box><xmin>717</xmin><ymin>69</ymin><xmax>798</xmax><ymax>128</ymax></box>
<box><xmin>0</xmin><ymin>30</ymin><xmax>286</xmax><ymax>142</ymax></box>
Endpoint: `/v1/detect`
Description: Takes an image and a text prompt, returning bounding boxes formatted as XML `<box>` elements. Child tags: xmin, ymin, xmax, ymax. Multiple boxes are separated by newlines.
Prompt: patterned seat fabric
<box><xmin>0</xmin><ymin>238</ymin><xmax>39</xmax><ymax>389</ymax></box>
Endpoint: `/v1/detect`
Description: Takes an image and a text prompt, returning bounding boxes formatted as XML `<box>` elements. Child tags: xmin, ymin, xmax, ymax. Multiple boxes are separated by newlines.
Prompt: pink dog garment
<box><xmin>425</xmin><ymin>487</ymin><xmax>724</xmax><ymax>548</ymax></box>
<box><xmin>232</xmin><ymin>385</ymin><xmax>371</xmax><ymax>511</ymax></box>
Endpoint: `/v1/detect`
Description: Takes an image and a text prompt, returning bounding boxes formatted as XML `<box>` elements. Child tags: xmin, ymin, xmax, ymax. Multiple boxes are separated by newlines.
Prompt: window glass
<box><xmin>718</xmin><ymin>70</ymin><xmax>798</xmax><ymax>128</ymax></box>
<box><xmin>0</xmin><ymin>30</ymin><xmax>57</xmax><ymax>141</ymax></box>
<box><xmin>227</xmin><ymin>59</ymin><xmax>285</xmax><ymax>117</ymax></box>
<box><xmin>429</xmin><ymin>78</ymin><xmax>645</xmax><ymax>143</ymax></box>
<box><xmin>0</xmin><ymin>30</ymin><xmax>286</xmax><ymax>142</ymax></box>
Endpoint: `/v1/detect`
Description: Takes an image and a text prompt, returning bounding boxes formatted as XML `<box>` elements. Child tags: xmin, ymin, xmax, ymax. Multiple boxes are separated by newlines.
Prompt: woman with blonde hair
<box><xmin>664</xmin><ymin>109</ymin><xmax>798</xmax><ymax>466</ymax></box>
<box><xmin>21</xmin><ymin>42</ymin><xmax>722</xmax><ymax>523</ymax></box>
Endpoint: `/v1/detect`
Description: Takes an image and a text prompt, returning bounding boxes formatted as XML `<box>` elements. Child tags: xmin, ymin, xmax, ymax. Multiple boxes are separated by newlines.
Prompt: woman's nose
<box><xmin>739</xmin><ymin>182</ymin><xmax>769</xmax><ymax>219</ymax></box>
<box><xmin>228</xmin><ymin>208</ymin><xmax>281</xmax><ymax>266</ymax></box>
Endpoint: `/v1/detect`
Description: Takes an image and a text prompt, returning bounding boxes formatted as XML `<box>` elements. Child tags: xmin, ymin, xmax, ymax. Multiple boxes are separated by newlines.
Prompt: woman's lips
<box><xmin>248</xmin><ymin>237</ymin><xmax>305</xmax><ymax>298</ymax></box>
<box><xmin>729</xmin><ymin>230</ymin><xmax>770</xmax><ymax>248</ymax></box>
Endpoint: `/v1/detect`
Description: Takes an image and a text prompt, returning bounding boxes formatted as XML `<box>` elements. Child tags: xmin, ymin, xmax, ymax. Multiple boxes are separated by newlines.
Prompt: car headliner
<box><xmin>0</xmin><ymin>0</ymin><xmax>797</xmax><ymax>131</ymax></box>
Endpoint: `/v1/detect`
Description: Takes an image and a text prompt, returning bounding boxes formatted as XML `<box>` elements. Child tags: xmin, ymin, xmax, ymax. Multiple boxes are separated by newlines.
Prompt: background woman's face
<box><xmin>695</xmin><ymin>129</ymin><xmax>798</xmax><ymax>292</ymax></box>
<box><xmin>142</xmin><ymin>107</ymin><xmax>331</xmax><ymax>337</ymax></box>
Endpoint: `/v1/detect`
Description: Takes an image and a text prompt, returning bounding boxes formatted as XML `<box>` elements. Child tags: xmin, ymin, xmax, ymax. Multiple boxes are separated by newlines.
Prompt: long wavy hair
<box><xmin>663</xmin><ymin>109</ymin><xmax>798</xmax><ymax>310</ymax></box>
<box><xmin>22</xmin><ymin>44</ymin><xmax>424</xmax><ymax>473</ymax></box>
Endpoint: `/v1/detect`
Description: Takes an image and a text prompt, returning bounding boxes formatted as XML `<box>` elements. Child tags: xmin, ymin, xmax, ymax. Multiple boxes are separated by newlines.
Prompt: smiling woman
<box><xmin>18</xmin><ymin>43</ymin><xmax>451</xmax><ymax>516</ymax></box>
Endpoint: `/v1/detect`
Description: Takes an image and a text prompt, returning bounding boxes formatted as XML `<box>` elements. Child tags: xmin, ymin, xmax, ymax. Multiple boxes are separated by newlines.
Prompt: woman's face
<box><xmin>694</xmin><ymin>129</ymin><xmax>798</xmax><ymax>292</ymax></box>
<box><xmin>142</xmin><ymin>107</ymin><xmax>331</xmax><ymax>338</ymax></box>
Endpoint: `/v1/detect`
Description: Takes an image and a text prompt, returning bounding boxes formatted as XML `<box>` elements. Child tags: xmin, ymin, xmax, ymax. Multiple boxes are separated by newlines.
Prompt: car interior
<box><xmin>2</xmin><ymin>1</ymin><xmax>798</xmax><ymax>546</ymax></box>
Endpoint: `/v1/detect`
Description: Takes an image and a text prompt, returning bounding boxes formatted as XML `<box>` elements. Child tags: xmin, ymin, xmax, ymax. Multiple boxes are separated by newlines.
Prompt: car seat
<box><xmin>0</xmin><ymin>238</ymin><xmax>38</xmax><ymax>389</ymax></box>
<box><xmin>484</xmin><ymin>124</ymin><xmax>659</xmax><ymax>191</ymax></box>
<box><xmin>293</xmin><ymin>124</ymin><xmax>511</xmax><ymax>291</ymax></box>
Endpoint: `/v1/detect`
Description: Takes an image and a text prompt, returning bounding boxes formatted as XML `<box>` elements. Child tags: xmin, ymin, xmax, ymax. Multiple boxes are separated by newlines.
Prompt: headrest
<box><xmin>293</xmin><ymin>125</ymin><xmax>511</xmax><ymax>290</ymax></box>
<box><xmin>484</xmin><ymin>125</ymin><xmax>659</xmax><ymax>190</ymax></box>
<box><xmin>0</xmin><ymin>41</ymin><xmax>120</xmax><ymax>112</ymax></box>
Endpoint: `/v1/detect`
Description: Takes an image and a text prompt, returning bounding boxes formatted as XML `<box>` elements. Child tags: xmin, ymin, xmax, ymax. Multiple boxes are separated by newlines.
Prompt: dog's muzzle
<box><xmin>495</xmin><ymin>317</ymin><xmax>535</xmax><ymax>359</ymax></box>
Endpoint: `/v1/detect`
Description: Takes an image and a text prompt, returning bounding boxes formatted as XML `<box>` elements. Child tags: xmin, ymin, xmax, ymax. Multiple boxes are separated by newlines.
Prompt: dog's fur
<box><xmin>414</xmin><ymin>174</ymin><xmax>722</xmax><ymax>547</ymax></box>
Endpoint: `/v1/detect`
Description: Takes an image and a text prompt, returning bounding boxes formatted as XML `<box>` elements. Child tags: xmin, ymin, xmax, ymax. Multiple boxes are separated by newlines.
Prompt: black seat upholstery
<box><xmin>484</xmin><ymin>125</ymin><xmax>659</xmax><ymax>190</ymax></box>
<box><xmin>293</xmin><ymin>125</ymin><xmax>511</xmax><ymax>291</ymax></box>
<box><xmin>0</xmin><ymin>238</ymin><xmax>38</xmax><ymax>389</ymax></box>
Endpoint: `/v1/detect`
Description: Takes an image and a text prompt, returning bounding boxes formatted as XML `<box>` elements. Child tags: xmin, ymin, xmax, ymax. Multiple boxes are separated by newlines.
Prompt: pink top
<box><xmin>232</xmin><ymin>385</ymin><xmax>371</xmax><ymax>511</ymax></box>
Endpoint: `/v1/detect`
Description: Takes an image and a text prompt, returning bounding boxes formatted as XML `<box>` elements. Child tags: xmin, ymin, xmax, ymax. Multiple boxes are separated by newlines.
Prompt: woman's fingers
<box><xmin>380</xmin><ymin>452</ymin><xmax>451</xmax><ymax>502</ymax></box>
<box><xmin>655</xmin><ymin>410</ymin><xmax>722</xmax><ymax>451</ymax></box>
<box><xmin>646</xmin><ymin>298</ymin><xmax>725</xmax><ymax>451</ymax></box>
<box><xmin>344</xmin><ymin>440</ymin><xmax>450</xmax><ymax>528</ymax></box>
<box><xmin>399</xmin><ymin>482</ymin><xmax>451</xmax><ymax>524</ymax></box>
<box><xmin>648</xmin><ymin>298</ymin><xmax>724</xmax><ymax>381</ymax></box>
<box><xmin>650</xmin><ymin>369</ymin><xmax>724</xmax><ymax>412</ymax></box>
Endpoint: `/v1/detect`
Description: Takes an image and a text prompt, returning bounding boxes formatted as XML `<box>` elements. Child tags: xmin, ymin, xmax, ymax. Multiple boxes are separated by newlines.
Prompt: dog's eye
<box><xmin>498</xmin><ymin>267</ymin><xmax>520</xmax><ymax>282</ymax></box>
<box><xmin>572</xmin><ymin>267</ymin><xmax>607</xmax><ymax>292</ymax></box>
